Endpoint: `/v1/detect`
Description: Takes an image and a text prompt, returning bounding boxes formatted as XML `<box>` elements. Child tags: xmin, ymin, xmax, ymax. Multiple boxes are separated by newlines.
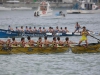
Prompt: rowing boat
<box><xmin>0</xmin><ymin>46</ymin><xmax>69</xmax><ymax>54</ymax></box>
<box><xmin>0</xmin><ymin>29</ymin><xmax>99</xmax><ymax>38</ymax></box>
<box><xmin>71</xmin><ymin>43</ymin><xmax>100</xmax><ymax>54</ymax></box>
<box><xmin>0</xmin><ymin>43</ymin><xmax>100</xmax><ymax>54</ymax></box>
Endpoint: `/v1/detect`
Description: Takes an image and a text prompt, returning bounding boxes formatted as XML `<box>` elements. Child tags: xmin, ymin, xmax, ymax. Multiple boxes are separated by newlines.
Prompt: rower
<box><xmin>64</xmin><ymin>27</ymin><xmax>69</xmax><ymax>33</ymax></box>
<box><xmin>73</xmin><ymin>22</ymin><xmax>81</xmax><ymax>33</ymax></box>
<box><xmin>57</xmin><ymin>37</ymin><xmax>63</xmax><ymax>46</ymax></box>
<box><xmin>78</xmin><ymin>26</ymin><xmax>89</xmax><ymax>47</ymax></box>
<box><xmin>38</xmin><ymin>27</ymin><xmax>42</xmax><ymax>33</ymax></box>
<box><xmin>37</xmin><ymin>37</ymin><xmax>43</xmax><ymax>47</ymax></box>
<box><xmin>11</xmin><ymin>37</ymin><xmax>18</xmax><ymax>47</ymax></box>
<box><xmin>16</xmin><ymin>27</ymin><xmax>19</xmax><ymax>32</ymax></box>
<box><xmin>29</xmin><ymin>27</ymin><xmax>33</xmax><ymax>33</ymax></box>
<box><xmin>59</xmin><ymin>27</ymin><xmax>64</xmax><ymax>33</ymax></box>
<box><xmin>19</xmin><ymin>37</ymin><xmax>26</xmax><ymax>47</ymax></box>
<box><xmin>64</xmin><ymin>37</ymin><xmax>73</xmax><ymax>47</ymax></box>
<box><xmin>55</xmin><ymin>26</ymin><xmax>59</xmax><ymax>33</ymax></box>
<box><xmin>43</xmin><ymin>36</ymin><xmax>51</xmax><ymax>47</ymax></box>
<box><xmin>20</xmin><ymin>26</ymin><xmax>24</xmax><ymax>32</ymax></box>
<box><xmin>48</xmin><ymin>27</ymin><xmax>52</xmax><ymax>33</ymax></box>
<box><xmin>0</xmin><ymin>40</ymin><xmax>4</xmax><ymax>45</ymax></box>
<box><xmin>6</xmin><ymin>38</ymin><xmax>11</xmax><ymax>47</ymax></box>
<box><xmin>51</xmin><ymin>27</ymin><xmax>54</xmax><ymax>33</ymax></box>
<box><xmin>27</xmin><ymin>36</ymin><xmax>35</xmax><ymax>47</ymax></box>
<box><xmin>33</xmin><ymin>27</ymin><xmax>37</xmax><ymax>33</ymax></box>
<box><xmin>8</xmin><ymin>25</ymin><xmax>13</xmax><ymax>31</ymax></box>
<box><xmin>52</xmin><ymin>37</ymin><xmax>57</xmax><ymax>47</ymax></box>
<box><xmin>42</xmin><ymin>27</ymin><xmax>47</xmax><ymax>33</ymax></box>
<box><xmin>25</xmin><ymin>26</ymin><xmax>29</xmax><ymax>32</ymax></box>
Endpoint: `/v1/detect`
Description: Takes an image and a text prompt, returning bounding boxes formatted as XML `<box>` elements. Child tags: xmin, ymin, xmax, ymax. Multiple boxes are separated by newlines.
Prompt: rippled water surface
<box><xmin>0</xmin><ymin>9</ymin><xmax>100</xmax><ymax>75</ymax></box>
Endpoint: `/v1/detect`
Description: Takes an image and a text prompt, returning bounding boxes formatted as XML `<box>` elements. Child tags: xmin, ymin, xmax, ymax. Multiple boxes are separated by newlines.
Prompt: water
<box><xmin>0</xmin><ymin>10</ymin><xmax>100</xmax><ymax>75</ymax></box>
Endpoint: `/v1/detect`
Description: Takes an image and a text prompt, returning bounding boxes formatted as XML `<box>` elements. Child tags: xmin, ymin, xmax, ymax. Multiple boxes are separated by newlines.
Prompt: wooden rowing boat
<box><xmin>0</xmin><ymin>46</ymin><xmax>69</xmax><ymax>54</ymax></box>
<box><xmin>0</xmin><ymin>43</ymin><xmax>100</xmax><ymax>54</ymax></box>
<box><xmin>71</xmin><ymin>43</ymin><xmax>100</xmax><ymax>54</ymax></box>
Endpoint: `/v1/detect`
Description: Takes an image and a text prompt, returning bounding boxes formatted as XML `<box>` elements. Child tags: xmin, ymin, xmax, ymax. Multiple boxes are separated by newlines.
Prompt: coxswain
<box><xmin>78</xmin><ymin>26</ymin><xmax>89</xmax><ymax>47</ymax></box>
<box><xmin>64</xmin><ymin>27</ymin><xmax>69</xmax><ymax>33</ymax></box>
<box><xmin>52</xmin><ymin>37</ymin><xmax>57</xmax><ymax>47</ymax></box>
<box><xmin>73</xmin><ymin>22</ymin><xmax>81</xmax><ymax>33</ymax></box>
<box><xmin>19</xmin><ymin>37</ymin><xmax>26</xmax><ymax>47</ymax></box>
<box><xmin>11</xmin><ymin>37</ymin><xmax>18</xmax><ymax>47</ymax></box>
<box><xmin>37</xmin><ymin>37</ymin><xmax>43</xmax><ymax>47</ymax></box>
<box><xmin>43</xmin><ymin>36</ymin><xmax>51</xmax><ymax>47</ymax></box>
<box><xmin>27</xmin><ymin>36</ymin><xmax>35</xmax><ymax>47</ymax></box>
<box><xmin>57</xmin><ymin>37</ymin><xmax>63</xmax><ymax>46</ymax></box>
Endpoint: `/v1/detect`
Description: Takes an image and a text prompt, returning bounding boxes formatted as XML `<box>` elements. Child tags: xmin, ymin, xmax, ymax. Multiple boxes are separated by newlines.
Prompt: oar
<box><xmin>89</xmin><ymin>34</ymin><xmax>100</xmax><ymax>42</ymax></box>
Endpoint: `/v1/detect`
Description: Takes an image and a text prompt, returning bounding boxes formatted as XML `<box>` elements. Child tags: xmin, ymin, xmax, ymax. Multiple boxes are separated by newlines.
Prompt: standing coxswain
<box><xmin>73</xmin><ymin>22</ymin><xmax>81</xmax><ymax>33</ymax></box>
<box><xmin>78</xmin><ymin>26</ymin><xmax>89</xmax><ymax>47</ymax></box>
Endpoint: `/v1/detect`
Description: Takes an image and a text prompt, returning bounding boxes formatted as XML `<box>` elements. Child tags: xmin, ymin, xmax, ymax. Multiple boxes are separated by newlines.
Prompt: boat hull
<box><xmin>0</xmin><ymin>47</ymin><xmax>69</xmax><ymax>54</ymax></box>
<box><xmin>0</xmin><ymin>29</ymin><xmax>20</xmax><ymax>38</ymax></box>
<box><xmin>66</xmin><ymin>10</ymin><xmax>100</xmax><ymax>14</ymax></box>
<box><xmin>71</xmin><ymin>43</ymin><xmax>100</xmax><ymax>54</ymax></box>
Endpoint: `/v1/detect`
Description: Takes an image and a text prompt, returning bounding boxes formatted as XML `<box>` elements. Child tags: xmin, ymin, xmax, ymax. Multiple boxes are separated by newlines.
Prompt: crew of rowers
<box><xmin>8</xmin><ymin>25</ymin><xmax>69</xmax><ymax>33</ymax></box>
<box><xmin>0</xmin><ymin>36</ymin><xmax>76</xmax><ymax>47</ymax></box>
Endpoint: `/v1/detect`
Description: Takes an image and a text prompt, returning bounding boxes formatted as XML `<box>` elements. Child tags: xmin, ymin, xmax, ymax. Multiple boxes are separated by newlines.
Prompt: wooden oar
<box><xmin>89</xmin><ymin>34</ymin><xmax>100</xmax><ymax>42</ymax></box>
